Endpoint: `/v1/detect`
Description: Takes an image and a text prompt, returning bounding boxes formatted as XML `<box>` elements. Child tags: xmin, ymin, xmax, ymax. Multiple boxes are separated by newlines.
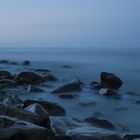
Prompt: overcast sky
<box><xmin>0</xmin><ymin>0</ymin><xmax>140</xmax><ymax>48</ymax></box>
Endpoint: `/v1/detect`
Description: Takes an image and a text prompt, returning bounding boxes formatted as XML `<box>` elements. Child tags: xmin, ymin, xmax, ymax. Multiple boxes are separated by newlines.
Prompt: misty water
<box><xmin>0</xmin><ymin>47</ymin><xmax>140</xmax><ymax>134</ymax></box>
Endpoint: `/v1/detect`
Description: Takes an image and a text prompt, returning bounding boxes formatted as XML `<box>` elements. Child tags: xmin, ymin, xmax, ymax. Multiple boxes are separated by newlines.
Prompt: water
<box><xmin>0</xmin><ymin>46</ymin><xmax>140</xmax><ymax>133</ymax></box>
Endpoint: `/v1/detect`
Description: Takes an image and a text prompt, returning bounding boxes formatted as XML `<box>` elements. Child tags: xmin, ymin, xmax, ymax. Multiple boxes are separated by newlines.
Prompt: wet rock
<box><xmin>0</xmin><ymin>70</ymin><xmax>12</xmax><ymax>79</ymax></box>
<box><xmin>23</xmin><ymin>99</ymin><xmax>66</xmax><ymax>116</ymax></box>
<box><xmin>51</xmin><ymin>79</ymin><xmax>82</xmax><ymax>93</ymax></box>
<box><xmin>0</xmin><ymin>103</ymin><xmax>49</xmax><ymax>128</ymax></box>
<box><xmin>3</xmin><ymin>94</ymin><xmax>23</xmax><ymax>106</ymax></box>
<box><xmin>43</xmin><ymin>74</ymin><xmax>58</xmax><ymax>82</ymax></box>
<box><xmin>27</xmin><ymin>85</ymin><xmax>45</xmax><ymax>93</ymax></box>
<box><xmin>25</xmin><ymin>103</ymin><xmax>50</xmax><ymax>129</ymax></box>
<box><xmin>22</xmin><ymin>60</ymin><xmax>30</xmax><ymax>66</ymax></box>
<box><xmin>0</xmin><ymin>79</ymin><xmax>16</xmax><ymax>88</ymax></box>
<box><xmin>99</xmin><ymin>88</ymin><xmax>118</xmax><ymax>96</ymax></box>
<box><xmin>0</xmin><ymin>60</ymin><xmax>9</xmax><ymax>64</ymax></box>
<box><xmin>85</xmin><ymin>117</ymin><xmax>116</xmax><ymax>130</ymax></box>
<box><xmin>101</xmin><ymin>72</ymin><xmax>123</xmax><ymax>90</ymax></box>
<box><xmin>0</xmin><ymin>115</ymin><xmax>53</xmax><ymax>140</ymax></box>
<box><xmin>90</xmin><ymin>81</ymin><xmax>103</xmax><ymax>90</ymax></box>
<box><xmin>66</xmin><ymin>126</ymin><xmax>121</xmax><ymax>140</ymax></box>
<box><xmin>15</xmin><ymin>71</ymin><xmax>45</xmax><ymax>84</ymax></box>
<box><xmin>59</xmin><ymin>94</ymin><xmax>76</xmax><ymax>99</ymax></box>
<box><xmin>123</xmin><ymin>134</ymin><xmax>140</xmax><ymax>140</ymax></box>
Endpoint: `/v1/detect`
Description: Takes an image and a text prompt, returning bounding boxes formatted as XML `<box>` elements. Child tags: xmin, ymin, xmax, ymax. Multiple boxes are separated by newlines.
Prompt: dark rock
<box><xmin>23</xmin><ymin>99</ymin><xmax>66</xmax><ymax>116</ymax></box>
<box><xmin>43</xmin><ymin>74</ymin><xmax>58</xmax><ymax>82</ymax></box>
<box><xmin>101</xmin><ymin>72</ymin><xmax>123</xmax><ymax>90</ymax></box>
<box><xmin>59</xmin><ymin>94</ymin><xmax>76</xmax><ymax>99</ymax></box>
<box><xmin>51</xmin><ymin>79</ymin><xmax>82</xmax><ymax>94</ymax></box>
<box><xmin>90</xmin><ymin>81</ymin><xmax>103</xmax><ymax>90</ymax></box>
<box><xmin>9</xmin><ymin>62</ymin><xmax>19</xmax><ymax>65</ymax></box>
<box><xmin>27</xmin><ymin>85</ymin><xmax>45</xmax><ymax>93</ymax></box>
<box><xmin>25</xmin><ymin>103</ymin><xmax>50</xmax><ymax>129</ymax></box>
<box><xmin>85</xmin><ymin>117</ymin><xmax>116</xmax><ymax>130</ymax></box>
<box><xmin>0</xmin><ymin>115</ymin><xmax>53</xmax><ymax>140</ymax></box>
<box><xmin>0</xmin><ymin>71</ymin><xmax>12</xmax><ymax>79</ymax></box>
<box><xmin>123</xmin><ymin>134</ymin><xmax>140</xmax><ymax>140</ymax></box>
<box><xmin>66</xmin><ymin>126</ymin><xmax>121</xmax><ymax>140</ymax></box>
<box><xmin>0</xmin><ymin>79</ymin><xmax>16</xmax><ymax>88</ymax></box>
<box><xmin>0</xmin><ymin>103</ymin><xmax>50</xmax><ymax>128</ymax></box>
<box><xmin>15</xmin><ymin>71</ymin><xmax>45</xmax><ymax>84</ymax></box>
<box><xmin>99</xmin><ymin>88</ymin><xmax>118</xmax><ymax>96</ymax></box>
<box><xmin>22</xmin><ymin>60</ymin><xmax>30</xmax><ymax>66</ymax></box>
<box><xmin>0</xmin><ymin>60</ymin><xmax>9</xmax><ymax>64</ymax></box>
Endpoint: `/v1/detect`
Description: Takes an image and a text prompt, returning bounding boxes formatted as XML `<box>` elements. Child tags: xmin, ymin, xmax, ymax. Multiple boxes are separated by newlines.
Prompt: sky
<box><xmin>0</xmin><ymin>0</ymin><xmax>140</xmax><ymax>48</ymax></box>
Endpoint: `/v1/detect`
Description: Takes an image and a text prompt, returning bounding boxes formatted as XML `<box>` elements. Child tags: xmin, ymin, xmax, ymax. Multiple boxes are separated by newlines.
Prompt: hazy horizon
<box><xmin>0</xmin><ymin>0</ymin><xmax>140</xmax><ymax>48</ymax></box>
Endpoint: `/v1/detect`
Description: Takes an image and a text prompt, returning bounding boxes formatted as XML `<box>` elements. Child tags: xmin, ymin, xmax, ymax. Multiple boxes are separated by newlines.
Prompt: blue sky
<box><xmin>0</xmin><ymin>0</ymin><xmax>140</xmax><ymax>48</ymax></box>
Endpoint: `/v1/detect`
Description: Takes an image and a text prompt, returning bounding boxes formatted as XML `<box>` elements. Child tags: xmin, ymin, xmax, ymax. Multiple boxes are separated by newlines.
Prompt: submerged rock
<box><xmin>27</xmin><ymin>85</ymin><xmax>45</xmax><ymax>93</ymax></box>
<box><xmin>66</xmin><ymin>126</ymin><xmax>121</xmax><ymax>140</ymax></box>
<box><xmin>22</xmin><ymin>60</ymin><xmax>30</xmax><ymax>66</ymax></box>
<box><xmin>101</xmin><ymin>72</ymin><xmax>123</xmax><ymax>90</ymax></box>
<box><xmin>15</xmin><ymin>71</ymin><xmax>45</xmax><ymax>84</ymax></box>
<box><xmin>0</xmin><ymin>115</ymin><xmax>53</xmax><ymax>140</ymax></box>
<box><xmin>23</xmin><ymin>99</ymin><xmax>66</xmax><ymax>116</ymax></box>
<box><xmin>51</xmin><ymin>79</ymin><xmax>82</xmax><ymax>93</ymax></box>
<box><xmin>85</xmin><ymin>117</ymin><xmax>116</xmax><ymax>130</ymax></box>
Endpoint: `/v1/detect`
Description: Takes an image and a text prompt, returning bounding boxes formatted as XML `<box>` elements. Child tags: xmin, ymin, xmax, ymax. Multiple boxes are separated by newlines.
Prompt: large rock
<box><xmin>66</xmin><ymin>126</ymin><xmax>121</xmax><ymax>140</ymax></box>
<box><xmin>0</xmin><ymin>103</ymin><xmax>50</xmax><ymax>128</ymax></box>
<box><xmin>22</xmin><ymin>60</ymin><xmax>30</xmax><ymax>66</ymax></box>
<box><xmin>85</xmin><ymin>117</ymin><xmax>116</xmax><ymax>130</ymax></box>
<box><xmin>51</xmin><ymin>79</ymin><xmax>82</xmax><ymax>93</ymax></box>
<box><xmin>15</xmin><ymin>71</ymin><xmax>45</xmax><ymax>84</ymax></box>
<box><xmin>0</xmin><ymin>70</ymin><xmax>12</xmax><ymax>79</ymax></box>
<box><xmin>100</xmin><ymin>72</ymin><xmax>123</xmax><ymax>90</ymax></box>
<box><xmin>0</xmin><ymin>115</ymin><xmax>53</xmax><ymax>140</ymax></box>
<box><xmin>23</xmin><ymin>99</ymin><xmax>66</xmax><ymax>116</ymax></box>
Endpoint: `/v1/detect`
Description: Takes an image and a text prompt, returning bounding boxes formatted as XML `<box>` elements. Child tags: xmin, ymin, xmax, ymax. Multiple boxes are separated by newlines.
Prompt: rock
<box><xmin>51</xmin><ymin>79</ymin><xmax>82</xmax><ymax>93</ymax></box>
<box><xmin>99</xmin><ymin>88</ymin><xmax>118</xmax><ymax>96</ymax></box>
<box><xmin>25</xmin><ymin>103</ymin><xmax>50</xmax><ymax>129</ymax></box>
<box><xmin>59</xmin><ymin>94</ymin><xmax>76</xmax><ymax>99</ymax></box>
<box><xmin>123</xmin><ymin>134</ymin><xmax>140</xmax><ymax>140</ymax></box>
<box><xmin>35</xmin><ymin>69</ymin><xmax>50</xmax><ymax>72</ymax></box>
<box><xmin>0</xmin><ymin>79</ymin><xmax>16</xmax><ymax>88</ymax></box>
<box><xmin>23</xmin><ymin>99</ymin><xmax>66</xmax><ymax>116</ymax></box>
<box><xmin>15</xmin><ymin>71</ymin><xmax>45</xmax><ymax>84</ymax></box>
<box><xmin>100</xmin><ymin>72</ymin><xmax>123</xmax><ymax>90</ymax></box>
<box><xmin>43</xmin><ymin>74</ymin><xmax>58</xmax><ymax>82</ymax></box>
<box><xmin>85</xmin><ymin>117</ymin><xmax>116</xmax><ymax>130</ymax></box>
<box><xmin>27</xmin><ymin>85</ymin><xmax>45</xmax><ymax>93</ymax></box>
<box><xmin>0</xmin><ymin>70</ymin><xmax>12</xmax><ymax>79</ymax></box>
<box><xmin>9</xmin><ymin>61</ymin><xmax>19</xmax><ymax>65</ymax></box>
<box><xmin>66</xmin><ymin>126</ymin><xmax>121</xmax><ymax>140</ymax></box>
<box><xmin>22</xmin><ymin>60</ymin><xmax>30</xmax><ymax>66</ymax></box>
<box><xmin>3</xmin><ymin>94</ymin><xmax>23</xmax><ymax>106</ymax></box>
<box><xmin>0</xmin><ymin>60</ymin><xmax>9</xmax><ymax>64</ymax></box>
<box><xmin>0</xmin><ymin>103</ymin><xmax>50</xmax><ymax>128</ymax></box>
<box><xmin>90</xmin><ymin>81</ymin><xmax>103</xmax><ymax>90</ymax></box>
<box><xmin>0</xmin><ymin>115</ymin><xmax>53</xmax><ymax>140</ymax></box>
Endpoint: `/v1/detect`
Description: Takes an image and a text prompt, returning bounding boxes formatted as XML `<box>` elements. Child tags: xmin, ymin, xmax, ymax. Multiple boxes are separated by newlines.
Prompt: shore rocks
<box><xmin>101</xmin><ymin>72</ymin><xmax>123</xmax><ymax>90</ymax></box>
<box><xmin>15</xmin><ymin>71</ymin><xmax>45</xmax><ymax>84</ymax></box>
<box><xmin>23</xmin><ymin>99</ymin><xmax>66</xmax><ymax>116</ymax></box>
<box><xmin>0</xmin><ymin>70</ymin><xmax>12</xmax><ymax>79</ymax></box>
<box><xmin>0</xmin><ymin>103</ymin><xmax>50</xmax><ymax>128</ymax></box>
<box><xmin>85</xmin><ymin>117</ymin><xmax>116</xmax><ymax>130</ymax></box>
<box><xmin>0</xmin><ymin>115</ymin><xmax>53</xmax><ymax>140</ymax></box>
<box><xmin>51</xmin><ymin>79</ymin><xmax>82</xmax><ymax>94</ymax></box>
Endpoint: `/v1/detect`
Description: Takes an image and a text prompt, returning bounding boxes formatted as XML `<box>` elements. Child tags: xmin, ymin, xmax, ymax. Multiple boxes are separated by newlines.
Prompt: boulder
<box><xmin>0</xmin><ymin>79</ymin><xmax>16</xmax><ymax>88</ymax></box>
<box><xmin>27</xmin><ymin>85</ymin><xmax>45</xmax><ymax>93</ymax></box>
<box><xmin>66</xmin><ymin>126</ymin><xmax>121</xmax><ymax>140</ymax></box>
<box><xmin>123</xmin><ymin>133</ymin><xmax>140</xmax><ymax>140</ymax></box>
<box><xmin>23</xmin><ymin>99</ymin><xmax>66</xmax><ymax>116</ymax></box>
<box><xmin>85</xmin><ymin>117</ymin><xmax>116</xmax><ymax>130</ymax></box>
<box><xmin>0</xmin><ymin>103</ymin><xmax>50</xmax><ymax>128</ymax></box>
<box><xmin>22</xmin><ymin>60</ymin><xmax>30</xmax><ymax>66</ymax></box>
<box><xmin>0</xmin><ymin>71</ymin><xmax>12</xmax><ymax>79</ymax></box>
<box><xmin>15</xmin><ymin>71</ymin><xmax>45</xmax><ymax>84</ymax></box>
<box><xmin>100</xmin><ymin>72</ymin><xmax>123</xmax><ymax>90</ymax></box>
<box><xmin>0</xmin><ymin>115</ymin><xmax>53</xmax><ymax>140</ymax></box>
<box><xmin>51</xmin><ymin>79</ymin><xmax>82</xmax><ymax>93</ymax></box>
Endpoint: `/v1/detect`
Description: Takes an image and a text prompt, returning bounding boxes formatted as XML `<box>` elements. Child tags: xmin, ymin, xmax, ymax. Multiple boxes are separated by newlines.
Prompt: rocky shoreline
<box><xmin>0</xmin><ymin>60</ymin><xmax>139</xmax><ymax>140</ymax></box>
